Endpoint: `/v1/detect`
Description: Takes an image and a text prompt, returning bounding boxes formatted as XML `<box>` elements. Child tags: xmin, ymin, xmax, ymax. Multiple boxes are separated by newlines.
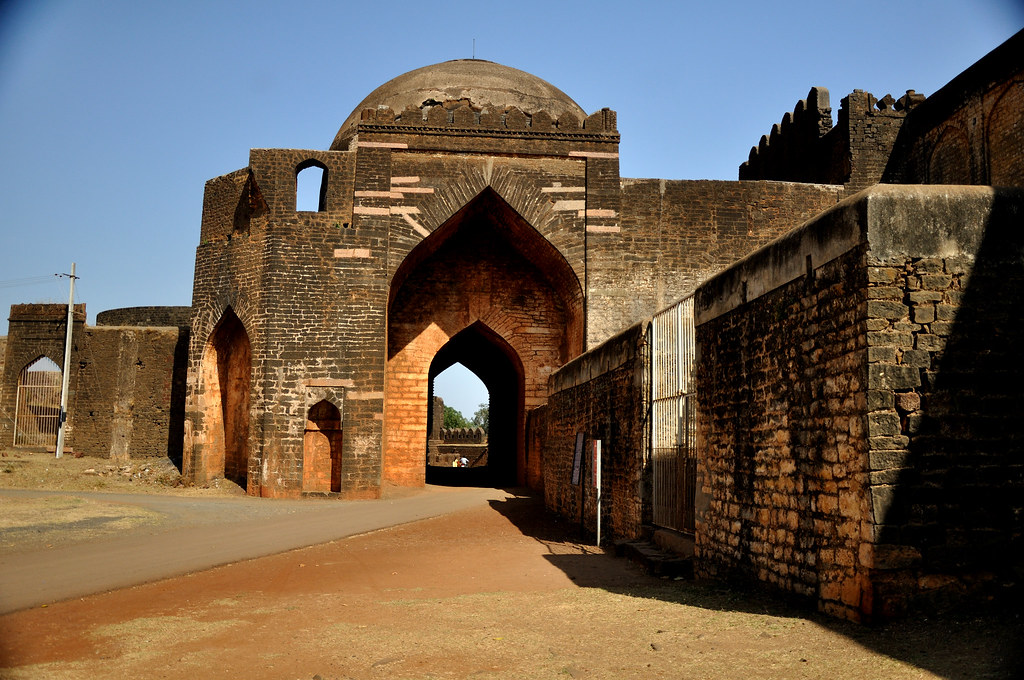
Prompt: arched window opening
<box><xmin>296</xmin><ymin>161</ymin><xmax>328</xmax><ymax>212</ymax></box>
<box><xmin>13</xmin><ymin>357</ymin><xmax>62</xmax><ymax>447</ymax></box>
<box><xmin>303</xmin><ymin>400</ymin><xmax>343</xmax><ymax>493</ymax></box>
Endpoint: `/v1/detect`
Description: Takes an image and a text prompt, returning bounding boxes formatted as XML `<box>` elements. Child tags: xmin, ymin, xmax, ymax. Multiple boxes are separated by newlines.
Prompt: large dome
<box><xmin>330</xmin><ymin>59</ymin><xmax>586</xmax><ymax>150</ymax></box>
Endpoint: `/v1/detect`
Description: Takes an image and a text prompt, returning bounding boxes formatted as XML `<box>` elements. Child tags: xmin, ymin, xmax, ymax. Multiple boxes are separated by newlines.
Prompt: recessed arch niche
<box><xmin>385</xmin><ymin>187</ymin><xmax>584</xmax><ymax>487</ymax></box>
<box><xmin>199</xmin><ymin>307</ymin><xmax>252</xmax><ymax>490</ymax></box>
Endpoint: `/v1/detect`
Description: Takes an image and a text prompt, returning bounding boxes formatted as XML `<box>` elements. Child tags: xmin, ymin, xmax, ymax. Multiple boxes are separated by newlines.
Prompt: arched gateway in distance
<box><xmin>184</xmin><ymin>60</ymin><xmax>619</xmax><ymax>497</ymax></box>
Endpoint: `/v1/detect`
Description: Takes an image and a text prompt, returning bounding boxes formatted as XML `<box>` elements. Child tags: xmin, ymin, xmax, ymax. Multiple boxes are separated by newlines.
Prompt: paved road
<box><xmin>0</xmin><ymin>486</ymin><xmax>502</xmax><ymax>614</ymax></box>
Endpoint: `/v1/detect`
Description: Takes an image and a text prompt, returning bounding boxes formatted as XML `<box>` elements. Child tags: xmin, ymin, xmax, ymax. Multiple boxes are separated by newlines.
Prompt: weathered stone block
<box><xmin>911</xmin><ymin>305</ymin><xmax>935</xmax><ymax>324</ymax></box>
<box><xmin>867</xmin><ymin>389</ymin><xmax>895</xmax><ymax>410</ymax></box>
<box><xmin>868</xmin><ymin>346</ymin><xmax>897</xmax><ymax>362</ymax></box>
<box><xmin>868</xmin><ymin>268</ymin><xmax>899</xmax><ymax>284</ymax></box>
<box><xmin>915</xmin><ymin>334</ymin><xmax>946</xmax><ymax>352</ymax></box>
<box><xmin>901</xmin><ymin>349</ymin><xmax>931</xmax><ymax>367</ymax></box>
<box><xmin>894</xmin><ymin>391</ymin><xmax>921</xmax><ymax>412</ymax></box>
<box><xmin>868</xmin><ymin>364</ymin><xmax>920</xmax><ymax>390</ymax></box>
<box><xmin>908</xmin><ymin>290</ymin><xmax>943</xmax><ymax>304</ymax></box>
<box><xmin>868</xmin><ymin>300</ymin><xmax>908</xmax><ymax>319</ymax></box>
<box><xmin>869</xmin><ymin>412</ymin><xmax>901</xmax><ymax>436</ymax></box>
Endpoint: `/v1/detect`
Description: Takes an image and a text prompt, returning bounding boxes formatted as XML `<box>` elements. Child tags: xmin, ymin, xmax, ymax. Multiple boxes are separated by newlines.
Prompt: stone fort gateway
<box><xmin>2</xmin><ymin>30</ymin><xmax>1022</xmax><ymax>623</ymax></box>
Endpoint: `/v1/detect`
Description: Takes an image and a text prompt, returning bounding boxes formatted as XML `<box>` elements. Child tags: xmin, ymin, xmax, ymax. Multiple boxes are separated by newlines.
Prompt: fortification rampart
<box><xmin>96</xmin><ymin>306</ymin><xmax>192</xmax><ymax>329</ymax></box>
<box><xmin>740</xmin><ymin>87</ymin><xmax>924</xmax><ymax>191</ymax></box>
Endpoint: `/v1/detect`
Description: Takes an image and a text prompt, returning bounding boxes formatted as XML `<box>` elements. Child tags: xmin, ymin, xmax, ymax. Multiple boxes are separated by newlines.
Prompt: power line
<box><xmin>0</xmin><ymin>275</ymin><xmax>62</xmax><ymax>290</ymax></box>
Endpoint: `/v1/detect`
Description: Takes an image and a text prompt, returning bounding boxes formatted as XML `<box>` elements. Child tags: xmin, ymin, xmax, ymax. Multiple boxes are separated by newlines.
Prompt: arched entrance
<box><xmin>426</xmin><ymin>323</ymin><xmax>524</xmax><ymax>486</ymax></box>
<box><xmin>199</xmin><ymin>307</ymin><xmax>252</xmax><ymax>490</ymax></box>
<box><xmin>13</xmin><ymin>357</ymin><xmax>62</xmax><ymax>448</ymax></box>
<box><xmin>385</xmin><ymin>187</ymin><xmax>584</xmax><ymax>487</ymax></box>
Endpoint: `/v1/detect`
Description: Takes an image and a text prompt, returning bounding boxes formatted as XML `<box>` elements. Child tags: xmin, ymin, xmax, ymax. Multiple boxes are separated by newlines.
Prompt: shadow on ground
<box><xmin>488</xmin><ymin>489</ymin><xmax>1024</xmax><ymax>680</ymax></box>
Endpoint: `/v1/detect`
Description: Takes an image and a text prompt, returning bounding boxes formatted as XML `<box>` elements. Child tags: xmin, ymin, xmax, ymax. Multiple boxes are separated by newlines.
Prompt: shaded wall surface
<box><xmin>543</xmin><ymin>323</ymin><xmax>648</xmax><ymax>540</ymax></box>
<box><xmin>694</xmin><ymin>186</ymin><xmax>1024</xmax><ymax>621</ymax></box>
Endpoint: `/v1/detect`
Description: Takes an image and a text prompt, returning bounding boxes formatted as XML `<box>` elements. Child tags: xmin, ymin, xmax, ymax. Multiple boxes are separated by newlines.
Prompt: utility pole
<box><xmin>55</xmin><ymin>263</ymin><xmax>76</xmax><ymax>458</ymax></box>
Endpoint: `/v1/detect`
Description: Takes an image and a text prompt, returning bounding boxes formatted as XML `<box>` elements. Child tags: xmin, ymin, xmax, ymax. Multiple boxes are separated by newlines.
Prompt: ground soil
<box><xmin>0</xmin><ymin>450</ymin><xmax>1021</xmax><ymax>679</ymax></box>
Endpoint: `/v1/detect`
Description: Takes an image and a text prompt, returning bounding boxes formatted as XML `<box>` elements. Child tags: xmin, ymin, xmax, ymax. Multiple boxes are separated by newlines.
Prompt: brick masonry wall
<box><xmin>96</xmin><ymin>306</ymin><xmax>192</xmax><ymax>329</ymax></box>
<box><xmin>883</xmin><ymin>29</ymin><xmax>1023</xmax><ymax>188</ymax></box>
<box><xmin>1</xmin><ymin>304</ymin><xmax>185</xmax><ymax>462</ymax></box>
<box><xmin>72</xmin><ymin>326</ymin><xmax>186</xmax><ymax>460</ymax></box>
<box><xmin>595</xmin><ymin>179</ymin><xmax>842</xmax><ymax>344</ymax></box>
<box><xmin>543</xmin><ymin>323</ymin><xmax>647</xmax><ymax>541</ymax></box>
<box><xmin>695</xmin><ymin>246</ymin><xmax>871</xmax><ymax>620</ymax></box>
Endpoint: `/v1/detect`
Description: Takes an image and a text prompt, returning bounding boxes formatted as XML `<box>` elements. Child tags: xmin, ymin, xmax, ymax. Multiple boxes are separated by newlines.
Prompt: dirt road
<box><xmin>0</xmin><ymin>486</ymin><xmax>498</xmax><ymax>613</ymax></box>
<box><xmin>0</xmin><ymin>488</ymin><xmax>1020</xmax><ymax>680</ymax></box>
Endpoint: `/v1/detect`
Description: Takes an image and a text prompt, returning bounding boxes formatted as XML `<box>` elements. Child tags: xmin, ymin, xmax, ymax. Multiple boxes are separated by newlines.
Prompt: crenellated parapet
<box><xmin>740</xmin><ymin>87</ymin><xmax>834</xmax><ymax>183</ymax></box>
<box><xmin>349</xmin><ymin>102</ymin><xmax>617</xmax><ymax>139</ymax></box>
<box><xmin>740</xmin><ymin>87</ymin><xmax>926</xmax><ymax>191</ymax></box>
<box><xmin>440</xmin><ymin>426</ymin><xmax>487</xmax><ymax>444</ymax></box>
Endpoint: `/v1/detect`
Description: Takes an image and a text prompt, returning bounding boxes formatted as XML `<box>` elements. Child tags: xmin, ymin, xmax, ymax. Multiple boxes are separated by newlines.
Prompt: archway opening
<box><xmin>426</xmin><ymin>324</ymin><xmax>523</xmax><ymax>486</ymax></box>
<box><xmin>13</xmin><ymin>356</ymin><xmax>62</xmax><ymax>448</ymax></box>
<box><xmin>385</xmin><ymin>187</ymin><xmax>584</xmax><ymax>488</ymax></box>
<box><xmin>199</xmin><ymin>308</ymin><xmax>251</xmax><ymax>490</ymax></box>
<box><xmin>303</xmin><ymin>400</ymin><xmax>343</xmax><ymax>493</ymax></box>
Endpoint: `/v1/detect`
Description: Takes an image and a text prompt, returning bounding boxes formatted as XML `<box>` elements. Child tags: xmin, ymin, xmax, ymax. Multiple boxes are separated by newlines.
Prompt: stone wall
<box><xmin>1</xmin><ymin>304</ymin><xmax>187</xmax><ymax>461</ymax></box>
<box><xmin>693</xmin><ymin>185</ymin><xmax>1024</xmax><ymax>621</ymax></box>
<box><xmin>591</xmin><ymin>179</ymin><xmax>843</xmax><ymax>343</ymax></box>
<box><xmin>696</xmin><ymin>238</ymin><xmax>870</xmax><ymax>620</ymax></box>
<box><xmin>860</xmin><ymin>186</ymin><xmax>1024</xmax><ymax>617</ymax></box>
<box><xmin>543</xmin><ymin>323</ymin><xmax>648</xmax><ymax>541</ymax></box>
<box><xmin>72</xmin><ymin>325</ymin><xmax>187</xmax><ymax>461</ymax></box>
<box><xmin>0</xmin><ymin>304</ymin><xmax>86</xmax><ymax>448</ymax></box>
<box><xmin>96</xmin><ymin>306</ymin><xmax>192</xmax><ymax>329</ymax></box>
<box><xmin>883</xmin><ymin>28</ymin><xmax>1023</xmax><ymax>187</ymax></box>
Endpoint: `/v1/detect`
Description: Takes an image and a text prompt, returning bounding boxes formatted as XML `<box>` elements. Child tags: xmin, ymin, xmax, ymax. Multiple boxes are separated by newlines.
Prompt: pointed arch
<box><xmin>427</xmin><ymin>322</ymin><xmax>525</xmax><ymax>486</ymax></box>
<box><xmin>198</xmin><ymin>307</ymin><xmax>252</xmax><ymax>490</ymax></box>
<box><xmin>384</xmin><ymin>187</ymin><xmax>584</xmax><ymax>487</ymax></box>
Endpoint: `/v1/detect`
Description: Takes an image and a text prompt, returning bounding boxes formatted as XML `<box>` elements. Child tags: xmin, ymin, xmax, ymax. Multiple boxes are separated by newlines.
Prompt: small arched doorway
<box><xmin>199</xmin><ymin>307</ymin><xmax>252</xmax><ymax>490</ymax></box>
<box><xmin>303</xmin><ymin>400</ymin><xmax>343</xmax><ymax>493</ymax></box>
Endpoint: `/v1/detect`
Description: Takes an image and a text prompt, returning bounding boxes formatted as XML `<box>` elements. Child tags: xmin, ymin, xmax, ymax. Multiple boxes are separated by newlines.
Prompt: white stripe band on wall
<box><xmin>356</xmin><ymin>141</ymin><xmax>408</xmax><ymax>149</ymax></box>
<box><xmin>568</xmin><ymin>151</ymin><xmax>619</xmax><ymax>159</ymax></box>
<box><xmin>334</xmin><ymin>248</ymin><xmax>372</xmax><ymax>258</ymax></box>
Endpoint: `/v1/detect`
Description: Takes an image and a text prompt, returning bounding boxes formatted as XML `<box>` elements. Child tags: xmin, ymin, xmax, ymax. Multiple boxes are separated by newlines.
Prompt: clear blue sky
<box><xmin>1</xmin><ymin>0</ymin><xmax>1021</xmax><ymax>415</ymax></box>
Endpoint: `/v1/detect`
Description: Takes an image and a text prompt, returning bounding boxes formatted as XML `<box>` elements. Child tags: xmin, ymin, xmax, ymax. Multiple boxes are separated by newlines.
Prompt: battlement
<box><xmin>740</xmin><ymin>87</ymin><xmax>925</xmax><ymax>189</ymax></box>
<box><xmin>355</xmin><ymin>103</ymin><xmax>618</xmax><ymax>135</ymax></box>
<box><xmin>840</xmin><ymin>88</ymin><xmax>926</xmax><ymax>117</ymax></box>
<box><xmin>439</xmin><ymin>426</ymin><xmax>487</xmax><ymax>444</ymax></box>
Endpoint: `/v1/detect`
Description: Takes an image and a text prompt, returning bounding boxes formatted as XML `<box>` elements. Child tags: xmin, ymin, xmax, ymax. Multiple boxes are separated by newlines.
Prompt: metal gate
<box><xmin>650</xmin><ymin>296</ymin><xmax>697</xmax><ymax>532</ymax></box>
<box><xmin>13</xmin><ymin>359</ymin><xmax>62</xmax><ymax>447</ymax></box>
